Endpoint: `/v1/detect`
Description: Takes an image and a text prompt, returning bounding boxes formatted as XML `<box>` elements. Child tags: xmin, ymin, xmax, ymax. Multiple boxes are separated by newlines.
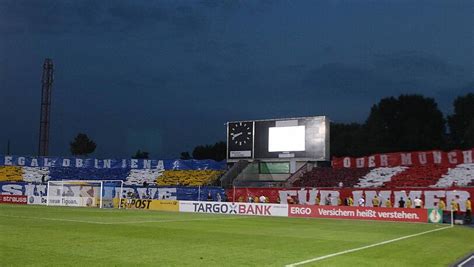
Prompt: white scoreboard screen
<box><xmin>268</xmin><ymin>125</ymin><xmax>306</xmax><ymax>152</ymax></box>
<box><xmin>227</xmin><ymin>116</ymin><xmax>329</xmax><ymax>161</ymax></box>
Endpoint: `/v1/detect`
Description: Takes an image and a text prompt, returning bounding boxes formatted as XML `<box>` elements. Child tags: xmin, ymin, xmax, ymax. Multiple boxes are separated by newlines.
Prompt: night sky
<box><xmin>0</xmin><ymin>0</ymin><xmax>473</xmax><ymax>158</ymax></box>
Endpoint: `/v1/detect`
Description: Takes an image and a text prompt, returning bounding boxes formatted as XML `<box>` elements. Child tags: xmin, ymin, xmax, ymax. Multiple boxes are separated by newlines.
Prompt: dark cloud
<box><xmin>0</xmin><ymin>0</ymin><xmax>207</xmax><ymax>35</ymax></box>
<box><xmin>0</xmin><ymin>0</ymin><xmax>472</xmax><ymax>158</ymax></box>
<box><xmin>304</xmin><ymin>63</ymin><xmax>381</xmax><ymax>94</ymax></box>
<box><xmin>374</xmin><ymin>51</ymin><xmax>452</xmax><ymax>77</ymax></box>
<box><xmin>302</xmin><ymin>63</ymin><xmax>415</xmax><ymax>99</ymax></box>
<box><xmin>0</xmin><ymin>0</ymin><xmax>281</xmax><ymax>36</ymax></box>
<box><xmin>303</xmin><ymin>51</ymin><xmax>470</xmax><ymax>98</ymax></box>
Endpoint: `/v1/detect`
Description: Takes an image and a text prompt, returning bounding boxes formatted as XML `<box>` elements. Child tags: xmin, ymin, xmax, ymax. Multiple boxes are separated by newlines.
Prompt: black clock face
<box><xmin>229</xmin><ymin>122</ymin><xmax>253</xmax><ymax>147</ymax></box>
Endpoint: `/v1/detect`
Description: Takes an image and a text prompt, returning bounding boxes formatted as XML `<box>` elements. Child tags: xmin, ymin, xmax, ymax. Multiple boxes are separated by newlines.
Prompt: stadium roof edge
<box><xmin>226</xmin><ymin>115</ymin><xmax>329</xmax><ymax>124</ymax></box>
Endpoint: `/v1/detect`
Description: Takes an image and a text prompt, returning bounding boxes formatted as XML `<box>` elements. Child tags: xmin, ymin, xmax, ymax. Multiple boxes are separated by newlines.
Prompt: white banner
<box><xmin>27</xmin><ymin>196</ymin><xmax>48</xmax><ymax>205</ymax></box>
<box><xmin>179</xmin><ymin>201</ymin><xmax>288</xmax><ymax>217</ymax></box>
<box><xmin>47</xmin><ymin>196</ymin><xmax>97</xmax><ymax>207</ymax></box>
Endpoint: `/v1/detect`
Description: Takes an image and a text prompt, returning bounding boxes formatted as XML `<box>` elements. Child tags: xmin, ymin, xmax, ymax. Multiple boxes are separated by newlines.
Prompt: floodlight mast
<box><xmin>38</xmin><ymin>58</ymin><xmax>54</xmax><ymax>156</ymax></box>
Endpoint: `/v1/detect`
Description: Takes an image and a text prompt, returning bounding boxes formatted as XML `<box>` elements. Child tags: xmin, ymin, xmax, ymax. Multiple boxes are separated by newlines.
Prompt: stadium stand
<box><xmin>1</xmin><ymin>153</ymin><xmax>473</xmax><ymax>189</ymax></box>
<box><xmin>125</xmin><ymin>169</ymin><xmax>164</xmax><ymax>185</ymax></box>
<box><xmin>291</xmin><ymin>163</ymin><xmax>474</xmax><ymax>188</ymax></box>
<box><xmin>355</xmin><ymin>167</ymin><xmax>407</xmax><ymax>188</ymax></box>
<box><xmin>434</xmin><ymin>163</ymin><xmax>474</xmax><ymax>187</ymax></box>
<box><xmin>292</xmin><ymin>167</ymin><xmax>372</xmax><ymax>187</ymax></box>
<box><xmin>156</xmin><ymin>170</ymin><xmax>223</xmax><ymax>186</ymax></box>
<box><xmin>383</xmin><ymin>165</ymin><xmax>452</xmax><ymax>187</ymax></box>
<box><xmin>0</xmin><ymin>166</ymin><xmax>23</xmax><ymax>182</ymax></box>
<box><xmin>0</xmin><ymin>157</ymin><xmax>226</xmax><ymax>186</ymax></box>
<box><xmin>49</xmin><ymin>167</ymin><xmax>131</xmax><ymax>182</ymax></box>
<box><xmin>22</xmin><ymin>167</ymin><xmax>49</xmax><ymax>183</ymax></box>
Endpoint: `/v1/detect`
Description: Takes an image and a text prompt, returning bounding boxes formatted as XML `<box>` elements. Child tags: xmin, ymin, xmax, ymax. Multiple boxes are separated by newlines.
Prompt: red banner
<box><xmin>226</xmin><ymin>187</ymin><xmax>474</xmax><ymax>212</ymax></box>
<box><xmin>288</xmin><ymin>205</ymin><xmax>428</xmax><ymax>223</ymax></box>
<box><xmin>0</xmin><ymin>194</ymin><xmax>27</xmax><ymax>204</ymax></box>
<box><xmin>332</xmin><ymin>148</ymin><xmax>474</xmax><ymax>168</ymax></box>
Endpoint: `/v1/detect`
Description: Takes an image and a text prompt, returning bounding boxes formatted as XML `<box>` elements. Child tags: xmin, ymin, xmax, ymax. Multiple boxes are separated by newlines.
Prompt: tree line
<box><xmin>69</xmin><ymin>93</ymin><xmax>474</xmax><ymax>160</ymax></box>
<box><xmin>68</xmin><ymin>134</ymin><xmax>226</xmax><ymax>161</ymax></box>
<box><xmin>331</xmin><ymin>93</ymin><xmax>474</xmax><ymax>157</ymax></box>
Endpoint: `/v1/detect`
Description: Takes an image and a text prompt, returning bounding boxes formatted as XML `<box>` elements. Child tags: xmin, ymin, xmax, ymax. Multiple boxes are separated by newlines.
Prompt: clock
<box><xmin>228</xmin><ymin>121</ymin><xmax>254</xmax><ymax>159</ymax></box>
<box><xmin>229</xmin><ymin>122</ymin><xmax>253</xmax><ymax>147</ymax></box>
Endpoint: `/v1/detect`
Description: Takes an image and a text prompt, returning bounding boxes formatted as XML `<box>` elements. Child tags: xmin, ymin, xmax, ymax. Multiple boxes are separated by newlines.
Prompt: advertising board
<box><xmin>119</xmin><ymin>199</ymin><xmax>179</xmax><ymax>212</ymax></box>
<box><xmin>47</xmin><ymin>196</ymin><xmax>97</xmax><ymax>207</ymax></box>
<box><xmin>288</xmin><ymin>205</ymin><xmax>429</xmax><ymax>223</ymax></box>
<box><xmin>179</xmin><ymin>201</ymin><xmax>288</xmax><ymax>217</ymax></box>
<box><xmin>0</xmin><ymin>194</ymin><xmax>27</xmax><ymax>204</ymax></box>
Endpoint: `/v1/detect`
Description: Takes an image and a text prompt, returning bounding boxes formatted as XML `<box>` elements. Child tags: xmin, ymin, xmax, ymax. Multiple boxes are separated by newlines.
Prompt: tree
<box><xmin>70</xmin><ymin>133</ymin><xmax>96</xmax><ymax>156</ymax></box>
<box><xmin>192</xmin><ymin>141</ymin><xmax>226</xmax><ymax>161</ymax></box>
<box><xmin>447</xmin><ymin>93</ymin><xmax>474</xmax><ymax>148</ymax></box>
<box><xmin>180</xmin><ymin>152</ymin><xmax>192</xmax><ymax>160</ymax></box>
<box><xmin>330</xmin><ymin>123</ymin><xmax>368</xmax><ymax>157</ymax></box>
<box><xmin>463</xmin><ymin>119</ymin><xmax>474</xmax><ymax>148</ymax></box>
<box><xmin>365</xmin><ymin>94</ymin><xmax>445</xmax><ymax>153</ymax></box>
<box><xmin>132</xmin><ymin>150</ymin><xmax>149</xmax><ymax>159</ymax></box>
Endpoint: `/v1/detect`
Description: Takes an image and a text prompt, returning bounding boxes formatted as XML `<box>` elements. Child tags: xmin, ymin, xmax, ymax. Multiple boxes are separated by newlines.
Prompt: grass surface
<box><xmin>0</xmin><ymin>204</ymin><xmax>473</xmax><ymax>266</ymax></box>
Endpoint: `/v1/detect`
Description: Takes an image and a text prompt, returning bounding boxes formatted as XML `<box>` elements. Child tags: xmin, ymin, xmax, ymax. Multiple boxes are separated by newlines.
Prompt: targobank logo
<box><xmin>192</xmin><ymin>202</ymin><xmax>238</xmax><ymax>214</ymax></box>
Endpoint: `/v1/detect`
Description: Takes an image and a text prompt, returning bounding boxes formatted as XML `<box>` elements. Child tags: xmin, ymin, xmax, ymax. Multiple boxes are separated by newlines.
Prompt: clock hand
<box><xmin>231</xmin><ymin>132</ymin><xmax>243</xmax><ymax>140</ymax></box>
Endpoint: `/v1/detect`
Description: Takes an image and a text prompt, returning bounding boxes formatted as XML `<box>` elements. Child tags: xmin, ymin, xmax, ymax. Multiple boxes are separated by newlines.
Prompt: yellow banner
<box><xmin>118</xmin><ymin>199</ymin><xmax>179</xmax><ymax>212</ymax></box>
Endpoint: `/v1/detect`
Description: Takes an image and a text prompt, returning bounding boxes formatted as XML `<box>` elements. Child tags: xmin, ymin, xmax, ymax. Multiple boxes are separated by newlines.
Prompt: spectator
<box><xmin>438</xmin><ymin>199</ymin><xmax>446</xmax><ymax>210</ymax></box>
<box><xmin>325</xmin><ymin>194</ymin><xmax>332</xmax><ymax>205</ymax></box>
<box><xmin>259</xmin><ymin>195</ymin><xmax>266</xmax><ymax>203</ymax></box>
<box><xmin>465</xmin><ymin>197</ymin><xmax>472</xmax><ymax>224</ymax></box>
<box><xmin>451</xmin><ymin>197</ymin><xmax>459</xmax><ymax>220</ymax></box>
<box><xmin>338</xmin><ymin>181</ymin><xmax>343</xmax><ymax>188</ymax></box>
<box><xmin>414</xmin><ymin>197</ymin><xmax>423</xmax><ymax>209</ymax></box>
<box><xmin>248</xmin><ymin>195</ymin><xmax>254</xmax><ymax>203</ymax></box>
<box><xmin>293</xmin><ymin>197</ymin><xmax>299</xmax><ymax>204</ymax></box>
<box><xmin>358</xmin><ymin>196</ymin><xmax>365</xmax><ymax>207</ymax></box>
<box><xmin>406</xmin><ymin>197</ymin><xmax>412</xmax><ymax>208</ymax></box>
<box><xmin>347</xmin><ymin>196</ymin><xmax>354</xmax><ymax>206</ymax></box>
<box><xmin>372</xmin><ymin>195</ymin><xmax>380</xmax><ymax>207</ymax></box>
<box><xmin>207</xmin><ymin>192</ymin><xmax>213</xmax><ymax>202</ymax></box>
<box><xmin>398</xmin><ymin>197</ymin><xmax>405</xmax><ymax>208</ymax></box>
<box><xmin>216</xmin><ymin>193</ymin><xmax>222</xmax><ymax>202</ymax></box>
<box><xmin>385</xmin><ymin>198</ymin><xmax>392</xmax><ymax>208</ymax></box>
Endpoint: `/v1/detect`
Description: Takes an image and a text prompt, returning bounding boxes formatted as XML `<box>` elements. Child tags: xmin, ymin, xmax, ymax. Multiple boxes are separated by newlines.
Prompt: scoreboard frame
<box><xmin>226</xmin><ymin>116</ymin><xmax>330</xmax><ymax>163</ymax></box>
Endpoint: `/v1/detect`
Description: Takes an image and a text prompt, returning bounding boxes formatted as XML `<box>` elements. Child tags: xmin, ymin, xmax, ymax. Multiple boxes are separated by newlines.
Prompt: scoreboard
<box><xmin>226</xmin><ymin>116</ymin><xmax>329</xmax><ymax>162</ymax></box>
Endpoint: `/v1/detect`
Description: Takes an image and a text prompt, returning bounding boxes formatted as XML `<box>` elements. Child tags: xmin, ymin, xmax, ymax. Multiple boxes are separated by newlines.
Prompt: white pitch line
<box><xmin>458</xmin><ymin>256</ymin><xmax>474</xmax><ymax>267</ymax></box>
<box><xmin>0</xmin><ymin>214</ymin><xmax>111</xmax><ymax>225</ymax></box>
<box><xmin>0</xmin><ymin>214</ymin><xmax>249</xmax><ymax>225</ymax></box>
<box><xmin>285</xmin><ymin>225</ymin><xmax>453</xmax><ymax>267</ymax></box>
<box><xmin>109</xmin><ymin>216</ymin><xmax>250</xmax><ymax>224</ymax></box>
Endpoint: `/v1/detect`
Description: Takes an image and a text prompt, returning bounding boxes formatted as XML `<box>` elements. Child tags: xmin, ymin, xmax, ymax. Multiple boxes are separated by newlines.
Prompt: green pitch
<box><xmin>1</xmin><ymin>204</ymin><xmax>473</xmax><ymax>266</ymax></box>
